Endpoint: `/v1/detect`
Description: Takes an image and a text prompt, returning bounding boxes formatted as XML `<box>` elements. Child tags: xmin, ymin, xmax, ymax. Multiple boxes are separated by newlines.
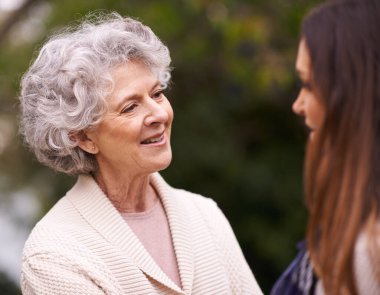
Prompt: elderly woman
<box><xmin>19</xmin><ymin>13</ymin><xmax>262</xmax><ymax>295</ymax></box>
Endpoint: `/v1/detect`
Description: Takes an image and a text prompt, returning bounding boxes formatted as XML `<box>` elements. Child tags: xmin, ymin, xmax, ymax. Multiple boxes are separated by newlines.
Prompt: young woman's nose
<box><xmin>292</xmin><ymin>91</ymin><xmax>305</xmax><ymax>116</ymax></box>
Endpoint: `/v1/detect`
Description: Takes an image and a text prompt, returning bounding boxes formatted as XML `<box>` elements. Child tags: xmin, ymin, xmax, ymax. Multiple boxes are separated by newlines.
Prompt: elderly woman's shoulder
<box><xmin>165</xmin><ymin>182</ymin><xmax>230</xmax><ymax>227</ymax></box>
<box><xmin>22</xmin><ymin>197</ymin><xmax>86</xmax><ymax>251</ymax></box>
<box><xmin>153</xmin><ymin>172</ymin><xmax>220</xmax><ymax>211</ymax></box>
<box><xmin>173</xmin><ymin>187</ymin><xmax>217</xmax><ymax>206</ymax></box>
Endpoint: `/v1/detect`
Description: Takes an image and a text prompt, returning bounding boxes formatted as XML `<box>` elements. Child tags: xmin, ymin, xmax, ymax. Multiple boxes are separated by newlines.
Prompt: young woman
<box><xmin>272</xmin><ymin>0</ymin><xmax>380</xmax><ymax>294</ymax></box>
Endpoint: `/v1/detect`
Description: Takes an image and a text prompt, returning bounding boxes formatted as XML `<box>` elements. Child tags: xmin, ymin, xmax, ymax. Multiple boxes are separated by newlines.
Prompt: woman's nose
<box><xmin>292</xmin><ymin>92</ymin><xmax>305</xmax><ymax>116</ymax></box>
<box><xmin>144</xmin><ymin>100</ymin><xmax>169</xmax><ymax>126</ymax></box>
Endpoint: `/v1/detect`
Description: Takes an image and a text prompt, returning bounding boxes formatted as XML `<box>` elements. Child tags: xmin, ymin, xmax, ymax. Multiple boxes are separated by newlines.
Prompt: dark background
<box><xmin>0</xmin><ymin>0</ymin><xmax>321</xmax><ymax>293</ymax></box>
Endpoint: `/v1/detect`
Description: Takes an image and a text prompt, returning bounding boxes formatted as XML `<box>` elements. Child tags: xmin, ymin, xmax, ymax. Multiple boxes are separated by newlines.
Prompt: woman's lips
<box><xmin>140</xmin><ymin>133</ymin><xmax>166</xmax><ymax>145</ymax></box>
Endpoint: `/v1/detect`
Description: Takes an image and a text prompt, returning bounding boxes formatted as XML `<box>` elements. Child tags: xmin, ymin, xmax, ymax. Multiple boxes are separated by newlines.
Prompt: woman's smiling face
<box><xmin>293</xmin><ymin>38</ymin><xmax>325</xmax><ymax>139</ymax></box>
<box><xmin>85</xmin><ymin>61</ymin><xmax>173</xmax><ymax>177</ymax></box>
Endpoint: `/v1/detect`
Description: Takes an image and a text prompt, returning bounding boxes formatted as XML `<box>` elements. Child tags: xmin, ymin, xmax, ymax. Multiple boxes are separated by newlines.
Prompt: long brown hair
<box><xmin>301</xmin><ymin>0</ymin><xmax>380</xmax><ymax>294</ymax></box>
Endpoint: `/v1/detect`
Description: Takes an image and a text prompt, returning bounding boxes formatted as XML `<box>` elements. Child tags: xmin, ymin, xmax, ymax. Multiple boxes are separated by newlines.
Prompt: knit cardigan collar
<box><xmin>66</xmin><ymin>173</ymin><xmax>193</xmax><ymax>294</ymax></box>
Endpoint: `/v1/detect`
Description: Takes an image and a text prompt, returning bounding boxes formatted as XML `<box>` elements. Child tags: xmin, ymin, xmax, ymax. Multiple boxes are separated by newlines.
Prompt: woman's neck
<box><xmin>92</xmin><ymin>170</ymin><xmax>158</xmax><ymax>213</ymax></box>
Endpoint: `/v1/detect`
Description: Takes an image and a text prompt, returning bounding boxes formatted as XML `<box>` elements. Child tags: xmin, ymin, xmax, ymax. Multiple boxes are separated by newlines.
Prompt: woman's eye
<box><xmin>121</xmin><ymin>103</ymin><xmax>138</xmax><ymax>113</ymax></box>
<box><xmin>152</xmin><ymin>90</ymin><xmax>164</xmax><ymax>100</ymax></box>
<box><xmin>302</xmin><ymin>82</ymin><xmax>312</xmax><ymax>91</ymax></box>
<box><xmin>297</xmin><ymin>79</ymin><xmax>312</xmax><ymax>91</ymax></box>
<box><xmin>300</xmin><ymin>79</ymin><xmax>312</xmax><ymax>91</ymax></box>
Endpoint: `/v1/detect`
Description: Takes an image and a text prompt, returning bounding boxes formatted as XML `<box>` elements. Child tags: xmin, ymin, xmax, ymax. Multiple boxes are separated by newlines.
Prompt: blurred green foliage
<box><xmin>0</xmin><ymin>0</ymin><xmax>321</xmax><ymax>293</ymax></box>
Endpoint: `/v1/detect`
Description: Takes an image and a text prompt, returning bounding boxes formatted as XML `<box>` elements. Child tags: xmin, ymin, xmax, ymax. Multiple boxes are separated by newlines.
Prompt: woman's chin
<box><xmin>150</xmin><ymin>153</ymin><xmax>173</xmax><ymax>173</ymax></box>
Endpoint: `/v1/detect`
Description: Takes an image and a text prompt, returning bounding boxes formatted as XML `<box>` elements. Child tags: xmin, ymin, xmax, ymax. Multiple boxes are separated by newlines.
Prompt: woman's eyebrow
<box><xmin>115</xmin><ymin>93</ymin><xmax>140</xmax><ymax>111</ymax></box>
<box><xmin>150</xmin><ymin>81</ymin><xmax>162</xmax><ymax>91</ymax></box>
<box><xmin>296</xmin><ymin>69</ymin><xmax>308</xmax><ymax>80</ymax></box>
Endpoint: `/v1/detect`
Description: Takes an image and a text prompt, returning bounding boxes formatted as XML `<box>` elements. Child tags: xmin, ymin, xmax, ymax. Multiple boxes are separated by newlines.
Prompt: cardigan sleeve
<box><xmin>194</xmin><ymin>198</ymin><xmax>263</xmax><ymax>295</ymax></box>
<box><xmin>21</xmin><ymin>251</ymin><xmax>109</xmax><ymax>295</ymax></box>
<box><xmin>20</xmin><ymin>225</ymin><xmax>122</xmax><ymax>295</ymax></box>
<box><xmin>214</xmin><ymin>204</ymin><xmax>263</xmax><ymax>295</ymax></box>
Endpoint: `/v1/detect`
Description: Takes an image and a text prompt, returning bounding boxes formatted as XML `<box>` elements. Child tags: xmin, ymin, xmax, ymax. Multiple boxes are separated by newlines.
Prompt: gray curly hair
<box><xmin>19</xmin><ymin>12</ymin><xmax>172</xmax><ymax>175</ymax></box>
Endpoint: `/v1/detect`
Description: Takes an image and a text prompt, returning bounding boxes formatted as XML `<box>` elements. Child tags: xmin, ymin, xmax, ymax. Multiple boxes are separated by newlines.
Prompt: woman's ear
<box><xmin>70</xmin><ymin>130</ymin><xmax>99</xmax><ymax>154</ymax></box>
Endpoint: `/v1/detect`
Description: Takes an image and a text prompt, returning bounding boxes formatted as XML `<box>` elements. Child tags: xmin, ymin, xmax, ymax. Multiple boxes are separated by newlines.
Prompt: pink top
<box><xmin>122</xmin><ymin>199</ymin><xmax>182</xmax><ymax>288</ymax></box>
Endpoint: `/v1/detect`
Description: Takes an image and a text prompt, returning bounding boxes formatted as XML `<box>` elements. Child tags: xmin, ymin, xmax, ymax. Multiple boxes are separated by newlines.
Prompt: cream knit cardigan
<box><xmin>21</xmin><ymin>173</ymin><xmax>263</xmax><ymax>295</ymax></box>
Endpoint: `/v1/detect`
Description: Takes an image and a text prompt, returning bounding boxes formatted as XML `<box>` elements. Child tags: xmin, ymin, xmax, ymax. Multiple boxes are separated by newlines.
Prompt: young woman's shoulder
<box><xmin>353</xmin><ymin>230</ymin><xmax>380</xmax><ymax>295</ymax></box>
<box><xmin>315</xmin><ymin>230</ymin><xmax>380</xmax><ymax>295</ymax></box>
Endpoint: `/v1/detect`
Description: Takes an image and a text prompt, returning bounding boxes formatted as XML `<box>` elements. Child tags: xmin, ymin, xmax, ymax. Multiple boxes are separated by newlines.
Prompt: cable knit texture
<box><xmin>21</xmin><ymin>173</ymin><xmax>263</xmax><ymax>295</ymax></box>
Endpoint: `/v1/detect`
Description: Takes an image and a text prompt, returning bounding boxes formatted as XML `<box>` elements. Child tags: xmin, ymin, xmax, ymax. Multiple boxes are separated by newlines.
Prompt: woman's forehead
<box><xmin>296</xmin><ymin>39</ymin><xmax>311</xmax><ymax>78</ymax></box>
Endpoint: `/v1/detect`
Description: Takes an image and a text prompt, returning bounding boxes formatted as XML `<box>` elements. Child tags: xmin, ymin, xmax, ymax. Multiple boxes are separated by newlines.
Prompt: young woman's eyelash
<box><xmin>303</xmin><ymin>82</ymin><xmax>312</xmax><ymax>90</ymax></box>
<box><xmin>298</xmin><ymin>79</ymin><xmax>312</xmax><ymax>90</ymax></box>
